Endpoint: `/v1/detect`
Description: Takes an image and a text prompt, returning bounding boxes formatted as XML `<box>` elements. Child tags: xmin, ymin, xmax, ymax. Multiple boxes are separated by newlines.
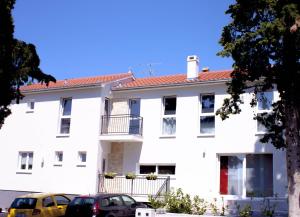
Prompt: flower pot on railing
<box><xmin>104</xmin><ymin>172</ymin><xmax>117</xmax><ymax>179</ymax></box>
<box><xmin>125</xmin><ymin>172</ymin><xmax>136</xmax><ymax>179</ymax></box>
<box><xmin>146</xmin><ymin>173</ymin><xmax>157</xmax><ymax>180</ymax></box>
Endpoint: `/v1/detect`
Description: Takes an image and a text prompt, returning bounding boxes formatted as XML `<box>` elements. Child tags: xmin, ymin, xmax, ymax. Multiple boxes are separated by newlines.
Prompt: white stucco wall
<box><xmin>111</xmin><ymin>83</ymin><xmax>287</xmax><ymax>199</ymax></box>
<box><xmin>0</xmin><ymin>87</ymin><xmax>103</xmax><ymax>195</ymax></box>
<box><xmin>0</xmin><ymin>78</ymin><xmax>287</xmax><ymax>204</ymax></box>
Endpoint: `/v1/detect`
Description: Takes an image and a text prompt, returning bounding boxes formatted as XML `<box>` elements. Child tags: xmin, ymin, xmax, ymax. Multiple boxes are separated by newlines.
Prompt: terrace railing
<box><xmin>98</xmin><ymin>174</ymin><xmax>170</xmax><ymax>197</ymax></box>
<box><xmin>101</xmin><ymin>115</ymin><xmax>143</xmax><ymax>135</ymax></box>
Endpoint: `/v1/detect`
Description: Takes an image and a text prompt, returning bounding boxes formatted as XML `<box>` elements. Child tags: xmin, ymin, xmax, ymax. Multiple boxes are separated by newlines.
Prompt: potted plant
<box><xmin>125</xmin><ymin>172</ymin><xmax>136</xmax><ymax>179</ymax></box>
<box><xmin>104</xmin><ymin>172</ymin><xmax>117</xmax><ymax>179</ymax></box>
<box><xmin>146</xmin><ymin>173</ymin><xmax>157</xmax><ymax>180</ymax></box>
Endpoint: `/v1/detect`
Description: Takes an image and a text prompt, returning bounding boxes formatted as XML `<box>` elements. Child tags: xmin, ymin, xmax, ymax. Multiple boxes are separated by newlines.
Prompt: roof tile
<box><xmin>21</xmin><ymin>72</ymin><xmax>133</xmax><ymax>92</ymax></box>
<box><xmin>116</xmin><ymin>70</ymin><xmax>232</xmax><ymax>89</ymax></box>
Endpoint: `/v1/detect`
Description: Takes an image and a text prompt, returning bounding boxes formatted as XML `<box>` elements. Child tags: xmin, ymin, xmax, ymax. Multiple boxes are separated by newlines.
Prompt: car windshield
<box><xmin>11</xmin><ymin>198</ymin><xmax>37</xmax><ymax>209</ymax></box>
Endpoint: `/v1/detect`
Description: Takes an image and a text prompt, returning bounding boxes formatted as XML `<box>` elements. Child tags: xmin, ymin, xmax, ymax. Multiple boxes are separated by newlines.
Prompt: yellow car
<box><xmin>7</xmin><ymin>193</ymin><xmax>71</xmax><ymax>217</ymax></box>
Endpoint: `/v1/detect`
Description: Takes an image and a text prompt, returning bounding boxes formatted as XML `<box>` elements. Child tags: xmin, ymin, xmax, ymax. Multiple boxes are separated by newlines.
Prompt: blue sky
<box><xmin>13</xmin><ymin>0</ymin><xmax>235</xmax><ymax>80</ymax></box>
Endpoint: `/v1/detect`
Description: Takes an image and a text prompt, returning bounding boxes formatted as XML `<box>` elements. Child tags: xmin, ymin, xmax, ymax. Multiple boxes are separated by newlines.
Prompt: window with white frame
<box><xmin>59</xmin><ymin>98</ymin><xmax>72</xmax><ymax>134</ymax></box>
<box><xmin>162</xmin><ymin>96</ymin><xmax>176</xmax><ymax>135</ymax></box>
<box><xmin>256</xmin><ymin>92</ymin><xmax>273</xmax><ymax>133</ymax></box>
<box><xmin>139</xmin><ymin>164</ymin><xmax>176</xmax><ymax>175</ymax></box>
<box><xmin>18</xmin><ymin>152</ymin><xmax>33</xmax><ymax>171</ymax></box>
<box><xmin>219</xmin><ymin>154</ymin><xmax>273</xmax><ymax>197</ymax></box>
<box><xmin>78</xmin><ymin>151</ymin><xmax>87</xmax><ymax>165</ymax></box>
<box><xmin>200</xmin><ymin>94</ymin><xmax>215</xmax><ymax>134</ymax></box>
<box><xmin>54</xmin><ymin>151</ymin><xmax>63</xmax><ymax>165</ymax></box>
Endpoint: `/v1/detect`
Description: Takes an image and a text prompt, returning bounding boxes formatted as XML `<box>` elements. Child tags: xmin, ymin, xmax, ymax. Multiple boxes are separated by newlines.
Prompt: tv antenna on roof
<box><xmin>146</xmin><ymin>63</ymin><xmax>161</xmax><ymax>76</ymax></box>
<box><xmin>129</xmin><ymin>62</ymin><xmax>162</xmax><ymax>77</ymax></box>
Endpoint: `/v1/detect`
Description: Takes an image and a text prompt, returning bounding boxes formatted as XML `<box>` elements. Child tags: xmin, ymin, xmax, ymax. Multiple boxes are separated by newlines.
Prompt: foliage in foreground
<box><xmin>149</xmin><ymin>188</ymin><xmax>224</xmax><ymax>216</ymax></box>
<box><xmin>149</xmin><ymin>188</ymin><xmax>280</xmax><ymax>216</ymax></box>
<box><xmin>216</xmin><ymin>0</ymin><xmax>299</xmax><ymax>215</ymax></box>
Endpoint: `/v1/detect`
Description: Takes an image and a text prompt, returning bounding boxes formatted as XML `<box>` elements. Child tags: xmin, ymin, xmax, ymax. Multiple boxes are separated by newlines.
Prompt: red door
<box><xmin>220</xmin><ymin>156</ymin><xmax>228</xmax><ymax>194</ymax></box>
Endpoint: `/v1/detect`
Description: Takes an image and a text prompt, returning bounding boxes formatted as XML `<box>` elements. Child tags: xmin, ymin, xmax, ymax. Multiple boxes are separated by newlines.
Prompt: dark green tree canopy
<box><xmin>0</xmin><ymin>0</ymin><xmax>55</xmax><ymax>128</ymax></box>
<box><xmin>217</xmin><ymin>0</ymin><xmax>300</xmax><ymax>149</ymax></box>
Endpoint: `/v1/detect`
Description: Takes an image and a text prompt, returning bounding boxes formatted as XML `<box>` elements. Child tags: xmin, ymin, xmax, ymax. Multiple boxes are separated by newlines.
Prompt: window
<box><xmin>129</xmin><ymin>98</ymin><xmax>141</xmax><ymax>134</ymax></box>
<box><xmin>139</xmin><ymin>164</ymin><xmax>176</xmax><ymax>175</ymax></box>
<box><xmin>43</xmin><ymin>197</ymin><xmax>55</xmax><ymax>207</ymax></box>
<box><xmin>257</xmin><ymin>92</ymin><xmax>273</xmax><ymax>111</ymax></box>
<box><xmin>200</xmin><ymin>94</ymin><xmax>215</xmax><ymax>134</ymax></box>
<box><xmin>246</xmin><ymin>154</ymin><xmax>273</xmax><ymax>197</ymax></box>
<box><xmin>162</xmin><ymin>96</ymin><xmax>176</xmax><ymax>135</ymax></box>
<box><xmin>158</xmin><ymin>165</ymin><xmax>176</xmax><ymax>175</ymax></box>
<box><xmin>220</xmin><ymin>156</ymin><xmax>243</xmax><ymax>196</ymax></box>
<box><xmin>54</xmin><ymin>151</ymin><xmax>63</xmax><ymax>166</ymax></box>
<box><xmin>78</xmin><ymin>151</ymin><xmax>87</xmax><ymax>165</ymax></box>
<box><xmin>256</xmin><ymin>92</ymin><xmax>273</xmax><ymax>133</ymax></box>
<box><xmin>18</xmin><ymin>152</ymin><xmax>33</xmax><ymax>171</ymax></box>
<box><xmin>11</xmin><ymin>198</ymin><xmax>37</xmax><ymax>209</ymax></box>
<box><xmin>108</xmin><ymin>196</ymin><xmax>123</xmax><ymax>206</ymax></box>
<box><xmin>121</xmin><ymin>195</ymin><xmax>136</xmax><ymax>206</ymax></box>
<box><xmin>54</xmin><ymin>195</ymin><xmax>70</xmax><ymax>205</ymax></box>
<box><xmin>140</xmin><ymin>165</ymin><xmax>156</xmax><ymax>174</ymax></box>
<box><xmin>219</xmin><ymin>154</ymin><xmax>273</xmax><ymax>197</ymax></box>
<box><xmin>104</xmin><ymin>98</ymin><xmax>110</xmax><ymax>116</ymax></box>
<box><xmin>59</xmin><ymin>98</ymin><xmax>72</xmax><ymax>134</ymax></box>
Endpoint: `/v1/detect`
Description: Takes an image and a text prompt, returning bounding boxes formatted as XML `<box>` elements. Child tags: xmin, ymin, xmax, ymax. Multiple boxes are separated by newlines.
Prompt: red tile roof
<box><xmin>21</xmin><ymin>72</ymin><xmax>133</xmax><ymax>92</ymax></box>
<box><xmin>115</xmin><ymin>70</ymin><xmax>232</xmax><ymax>90</ymax></box>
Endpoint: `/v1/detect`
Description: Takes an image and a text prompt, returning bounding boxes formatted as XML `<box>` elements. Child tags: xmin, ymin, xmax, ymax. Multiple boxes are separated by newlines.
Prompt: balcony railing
<box><xmin>98</xmin><ymin>174</ymin><xmax>170</xmax><ymax>197</ymax></box>
<box><xmin>101</xmin><ymin>115</ymin><xmax>143</xmax><ymax>135</ymax></box>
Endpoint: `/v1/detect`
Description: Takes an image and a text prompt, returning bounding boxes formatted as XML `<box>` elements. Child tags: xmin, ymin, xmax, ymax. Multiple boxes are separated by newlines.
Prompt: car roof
<box><xmin>17</xmin><ymin>193</ymin><xmax>67</xmax><ymax>199</ymax></box>
<box><xmin>76</xmin><ymin>193</ymin><xmax>133</xmax><ymax>199</ymax></box>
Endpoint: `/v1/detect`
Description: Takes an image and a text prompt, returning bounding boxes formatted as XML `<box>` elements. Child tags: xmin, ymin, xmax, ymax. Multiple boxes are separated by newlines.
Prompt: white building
<box><xmin>0</xmin><ymin>56</ymin><xmax>287</xmax><ymax>213</ymax></box>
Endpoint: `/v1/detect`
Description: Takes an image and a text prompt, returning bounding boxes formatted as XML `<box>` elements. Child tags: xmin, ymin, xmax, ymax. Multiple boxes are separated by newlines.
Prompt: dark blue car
<box><xmin>65</xmin><ymin>193</ymin><xmax>147</xmax><ymax>217</ymax></box>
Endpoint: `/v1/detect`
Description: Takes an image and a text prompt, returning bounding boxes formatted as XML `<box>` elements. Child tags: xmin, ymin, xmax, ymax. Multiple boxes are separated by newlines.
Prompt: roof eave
<box><xmin>21</xmin><ymin>75</ymin><xmax>134</xmax><ymax>94</ymax></box>
<box><xmin>21</xmin><ymin>83</ymin><xmax>104</xmax><ymax>94</ymax></box>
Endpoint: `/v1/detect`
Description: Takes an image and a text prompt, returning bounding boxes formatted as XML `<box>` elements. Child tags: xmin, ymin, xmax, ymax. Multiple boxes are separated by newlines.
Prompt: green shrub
<box><xmin>146</xmin><ymin>173</ymin><xmax>158</xmax><ymax>180</ymax></box>
<box><xmin>236</xmin><ymin>203</ymin><xmax>253</xmax><ymax>217</ymax></box>
<box><xmin>192</xmin><ymin>195</ymin><xmax>207</xmax><ymax>215</ymax></box>
<box><xmin>209</xmin><ymin>198</ymin><xmax>219</xmax><ymax>216</ymax></box>
<box><xmin>104</xmin><ymin>172</ymin><xmax>117</xmax><ymax>179</ymax></box>
<box><xmin>125</xmin><ymin>172</ymin><xmax>136</xmax><ymax>179</ymax></box>
<box><xmin>148</xmin><ymin>195</ymin><xmax>166</xmax><ymax>209</ymax></box>
<box><xmin>261</xmin><ymin>198</ymin><xmax>276</xmax><ymax>217</ymax></box>
<box><xmin>165</xmin><ymin>188</ymin><xmax>192</xmax><ymax>214</ymax></box>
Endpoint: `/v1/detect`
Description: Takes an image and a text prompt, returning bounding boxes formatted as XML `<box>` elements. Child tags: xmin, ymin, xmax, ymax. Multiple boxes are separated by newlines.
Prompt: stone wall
<box><xmin>107</xmin><ymin>142</ymin><xmax>124</xmax><ymax>174</ymax></box>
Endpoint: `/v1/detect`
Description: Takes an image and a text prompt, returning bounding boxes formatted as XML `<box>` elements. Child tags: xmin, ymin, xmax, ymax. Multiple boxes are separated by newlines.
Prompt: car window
<box><xmin>108</xmin><ymin>196</ymin><xmax>123</xmax><ymax>206</ymax></box>
<box><xmin>70</xmin><ymin>197</ymin><xmax>83</xmax><ymax>206</ymax></box>
<box><xmin>83</xmin><ymin>198</ymin><xmax>95</xmax><ymax>205</ymax></box>
<box><xmin>11</xmin><ymin>198</ymin><xmax>37</xmax><ymax>209</ymax></box>
<box><xmin>100</xmin><ymin>198</ymin><xmax>109</xmax><ymax>207</ymax></box>
<box><xmin>54</xmin><ymin>195</ymin><xmax>70</xmax><ymax>205</ymax></box>
<box><xmin>121</xmin><ymin>195</ymin><xmax>135</xmax><ymax>206</ymax></box>
<box><xmin>43</xmin><ymin>197</ymin><xmax>55</xmax><ymax>207</ymax></box>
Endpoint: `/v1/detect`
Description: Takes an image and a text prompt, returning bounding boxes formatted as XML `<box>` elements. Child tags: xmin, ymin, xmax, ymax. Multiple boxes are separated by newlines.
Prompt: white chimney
<box><xmin>187</xmin><ymin>55</ymin><xmax>199</xmax><ymax>80</ymax></box>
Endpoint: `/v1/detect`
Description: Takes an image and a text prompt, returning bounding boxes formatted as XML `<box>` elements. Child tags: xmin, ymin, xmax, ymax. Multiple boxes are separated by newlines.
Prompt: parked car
<box><xmin>7</xmin><ymin>193</ymin><xmax>71</xmax><ymax>217</ymax></box>
<box><xmin>65</xmin><ymin>193</ymin><xmax>148</xmax><ymax>217</ymax></box>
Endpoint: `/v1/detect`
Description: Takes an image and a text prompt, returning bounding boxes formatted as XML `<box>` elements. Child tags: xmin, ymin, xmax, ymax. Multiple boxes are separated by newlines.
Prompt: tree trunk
<box><xmin>285</xmin><ymin>104</ymin><xmax>300</xmax><ymax>217</ymax></box>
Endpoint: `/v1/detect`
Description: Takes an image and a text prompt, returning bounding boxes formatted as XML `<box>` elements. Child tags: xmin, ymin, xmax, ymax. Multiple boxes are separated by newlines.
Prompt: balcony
<box><xmin>99</xmin><ymin>115</ymin><xmax>143</xmax><ymax>142</ymax></box>
<box><xmin>98</xmin><ymin>174</ymin><xmax>170</xmax><ymax>200</ymax></box>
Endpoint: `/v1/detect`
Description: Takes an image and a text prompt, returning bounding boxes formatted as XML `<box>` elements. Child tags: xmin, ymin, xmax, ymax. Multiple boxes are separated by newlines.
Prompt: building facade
<box><xmin>0</xmin><ymin>56</ymin><xmax>287</xmax><ymax>213</ymax></box>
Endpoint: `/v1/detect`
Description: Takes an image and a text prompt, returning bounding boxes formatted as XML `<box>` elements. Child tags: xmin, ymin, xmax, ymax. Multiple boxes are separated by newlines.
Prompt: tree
<box><xmin>0</xmin><ymin>0</ymin><xmax>55</xmax><ymax>128</ymax></box>
<box><xmin>216</xmin><ymin>0</ymin><xmax>300</xmax><ymax>216</ymax></box>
